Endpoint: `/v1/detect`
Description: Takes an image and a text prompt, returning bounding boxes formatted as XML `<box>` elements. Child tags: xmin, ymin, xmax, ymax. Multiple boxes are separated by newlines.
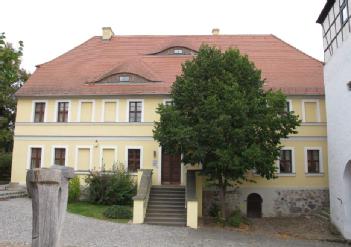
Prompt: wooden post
<box><xmin>26</xmin><ymin>165</ymin><xmax>74</xmax><ymax>247</ymax></box>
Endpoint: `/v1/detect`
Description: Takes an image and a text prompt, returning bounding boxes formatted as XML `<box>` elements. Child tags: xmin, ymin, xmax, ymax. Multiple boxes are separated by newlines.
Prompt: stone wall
<box><xmin>203</xmin><ymin>187</ymin><xmax>329</xmax><ymax>217</ymax></box>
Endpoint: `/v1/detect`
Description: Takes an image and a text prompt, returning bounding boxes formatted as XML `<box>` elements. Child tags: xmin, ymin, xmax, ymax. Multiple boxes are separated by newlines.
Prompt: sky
<box><xmin>1</xmin><ymin>0</ymin><xmax>326</xmax><ymax>73</ymax></box>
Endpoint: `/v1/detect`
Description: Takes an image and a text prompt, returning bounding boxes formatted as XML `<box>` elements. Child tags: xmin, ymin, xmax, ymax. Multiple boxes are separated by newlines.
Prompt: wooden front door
<box><xmin>161</xmin><ymin>150</ymin><xmax>181</xmax><ymax>185</ymax></box>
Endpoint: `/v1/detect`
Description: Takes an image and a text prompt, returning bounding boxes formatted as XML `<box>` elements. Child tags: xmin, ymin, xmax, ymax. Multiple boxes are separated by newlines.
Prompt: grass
<box><xmin>67</xmin><ymin>201</ymin><xmax>131</xmax><ymax>223</ymax></box>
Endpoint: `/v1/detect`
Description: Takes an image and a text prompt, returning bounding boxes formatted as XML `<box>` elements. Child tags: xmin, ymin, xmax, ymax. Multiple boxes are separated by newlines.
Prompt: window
<box><xmin>164</xmin><ymin>100</ymin><xmax>173</xmax><ymax>106</ymax></box>
<box><xmin>102</xmin><ymin>100</ymin><xmax>118</xmax><ymax>122</ymax></box>
<box><xmin>119</xmin><ymin>76</ymin><xmax>130</xmax><ymax>82</ymax></box>
<box><xmin>34</xmin><ymin>102</ymin><xmax>46</xmax><ymax>123</ymax></box>
<box><xmin>279</xmin><ymin>150</ymin><xmax>293</xmax><ymax>173</ymax></box>
<box><xmin>54</xmin><ymin>148</ymin><xmax>66</xmax><ymax>166</ymax></box>
<box><xmin>128</xmin><ymin>149</ymin><xmax>140</xmax><ymax>172</ymax></box>
<box><xmin>79</xmin><ymin>101</ymin><xmax>94</xmax><ymax>122</ymax></box>
<box><xmin>30</xmin><ymin>148</ymin><xmax>42</xmax><ymax>169</ymax></box>
<box><xmin>307</xmin><ymin>150</ymin><xmax>320</xmax><ymax>173</ymax></box>
<box><xmin>128</xmin><ymin>101</ymin><xmax>142</xmax><ymax>122</ymax></box>
<box><xmin>57</xmin><ymin>102</ymin><xmax>69</xmax><ymax>122</ymax></box>
<box><xmin>285</xmin><ymin>100</ymin><xmax>291</xmax><ymax>112</ymax></box>
<box><xmin>173</xmin><ymin>49</ymin><xmax>183</xmax><ymax>54</ymax></box>
<box><xmin>302</xmin><ymin>100</ymin><xmax>320</xmax><ymax>122</ymax></box>
<box><xmin>341</xmin><ymin>0</ymin><xmax>349</xmax><ymax>25</ymax></box>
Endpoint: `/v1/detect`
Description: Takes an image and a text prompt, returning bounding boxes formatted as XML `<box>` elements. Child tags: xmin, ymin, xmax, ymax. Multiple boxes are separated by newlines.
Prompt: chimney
<box><xmin>212</xmin><ymin>28</ymin><xmax>220</xmax><ymax>35</ymax></box>
<box><xmin>102</xmin><ymin>27</ymin><xmax>114</xmax><ymax>40</ymax></box>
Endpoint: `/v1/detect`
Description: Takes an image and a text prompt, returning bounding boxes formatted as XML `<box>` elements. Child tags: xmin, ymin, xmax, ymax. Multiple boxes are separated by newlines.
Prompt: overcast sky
<box><xmin>1</xmin><ymin>0</ymin><xmax>326</xmax><ymax>73</ymax></box>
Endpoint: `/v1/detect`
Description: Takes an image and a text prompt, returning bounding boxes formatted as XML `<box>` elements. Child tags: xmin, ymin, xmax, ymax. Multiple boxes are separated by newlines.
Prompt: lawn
<box><xmin>67</xmin><ymin>201</ymin><xmax>131</xmax><ymax>223</ymax></box>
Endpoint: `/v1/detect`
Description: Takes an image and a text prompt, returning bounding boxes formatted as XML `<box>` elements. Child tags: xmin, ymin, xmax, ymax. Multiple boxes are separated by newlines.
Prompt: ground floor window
<box><xmin>54</xmin><ymin>148</ymin><xmax>66</xmax><ymax>166</ymax></box>
<box><xmin>279</xmin><ymin>149</ymin><xmax>292</xmax><ymax>173</ymax></box>
<box><xmin>127</xmin><ymin>149</ymin><xmax>140</xmax><ymax>172</ymax></box>
<box><xmin>30</xmin><ymin>147</ymin><xmax>42</xmax><ymax>169</ymax></box>
<box><xmin>307</xmin><ymin>149</ymin><xmax>321</xmax><ymax>174</ymax></box>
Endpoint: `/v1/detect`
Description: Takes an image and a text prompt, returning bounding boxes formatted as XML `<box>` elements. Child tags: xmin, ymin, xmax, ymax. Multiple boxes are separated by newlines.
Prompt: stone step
<box><xmin>146</xmin><ymin>211</ymin><xmax>186</xmax><ymax>217</ymax></box>
<box><xmin>149</xmin><ymin>196</ymin><xmax>185</xmax><ymax>201</ymax></box>
<box><xmin>144</xmin><ymin>218</ymin><xmax>186</xmax><ymax>226</ymax></box>
<box><xmin>148</xmin><ymin>202</ymin><xmax>185</xmax><ymax>208</ymax></box>
<box><xmin>150</xmin><ymin>193</ymin><xmax>185</xmax><ymax>198</ymax></box>
<box><xmin>147</xmin><ymin>207</ymin><xmax>186</xmax><ymax>213</ymax></box>
<box><xmin>149</xmin><ymin>198</ymin><xmax>185</xmax><ymax>205</ymax></box>
<box><xmin>151</xmin><ymin>187</ymin><xmax>185</xmax><ymax>192</ymax></box>
<box><xmin>146</xmin><ymin>215</ymin><xmax>186</xmax><ymax>221</ymax></box>
<box><xmin>0</xmin><ymin>191</ymin><xmax>28</xmax><ymax>200</ymax></box>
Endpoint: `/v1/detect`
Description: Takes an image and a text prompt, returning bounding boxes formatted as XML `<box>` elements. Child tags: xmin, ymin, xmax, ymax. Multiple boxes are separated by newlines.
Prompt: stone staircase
<box><xmin>314</xmin><ymin>207</ymin><xmax>330</xmax><ymax>221</ymax></box>
<box><xmin>145</xmin><ymin>186</ymin><xmax>186</xmax><ymax>226</ymax></box>
<box><xmin>0</xmin><ymin>184</ymin><xmax>28</xmax><ymax>200</ymax></box>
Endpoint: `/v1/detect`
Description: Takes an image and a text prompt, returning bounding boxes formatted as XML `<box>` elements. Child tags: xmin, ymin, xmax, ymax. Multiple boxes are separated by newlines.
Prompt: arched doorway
<box><xmin>247</xmin><ymin>193</ymin><xmax>263</xmax><ymax>218</ymax></box>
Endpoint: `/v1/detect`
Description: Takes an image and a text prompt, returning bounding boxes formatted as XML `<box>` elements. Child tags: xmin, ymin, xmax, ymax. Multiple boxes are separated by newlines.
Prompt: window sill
<box><xmin>277</xmin><ymin>173</ymin><xmax>296</xmax><ymax>177</ymax></box>
<box><xmin>305</xmin><ymin>173</ymin><xmax>324</xmax><ymax>177</ymax></box>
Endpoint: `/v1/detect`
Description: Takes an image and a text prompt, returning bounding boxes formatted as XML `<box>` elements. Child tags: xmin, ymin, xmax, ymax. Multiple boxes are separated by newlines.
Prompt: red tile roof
<box><xmin>16</xmin><ymin>35</ymin><xmax>324</xmax><ymax>97</ymax></box>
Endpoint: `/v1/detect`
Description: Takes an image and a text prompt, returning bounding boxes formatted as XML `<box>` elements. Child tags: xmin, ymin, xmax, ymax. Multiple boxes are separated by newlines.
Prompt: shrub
<box><xmin>0</xmin><ymin>153</ymin><xmax>12</xmax><ymax>181</ymax></box>
<box><xmin>103</xmin><ymin>205</ymin><xmax>132</xmax><ymax>219</ymax></box>
<box><xmin>226</xmin><ymin>210</ymin><xmax>242</xmax><ymax>228</ymax></box>
<box><xmin>68</xmin><ymin>176</ymin><xmax>81</xmax><ymax>203</ymax></box>
<box><xmin>208</xmin><ymin>202</ymin><xmax>220</xmax><ymax>218</ymax></box>
<box><xmin>85</xmin><ymin>166</ymin><xmax>136</xmax><ymax>205</ymax></box>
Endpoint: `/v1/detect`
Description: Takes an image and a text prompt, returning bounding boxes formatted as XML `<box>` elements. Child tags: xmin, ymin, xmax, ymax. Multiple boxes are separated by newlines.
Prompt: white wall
<box><xmin>324</xmin><ymin>34</ymin><xmax>351</xmax><ymax>239</ymax></box>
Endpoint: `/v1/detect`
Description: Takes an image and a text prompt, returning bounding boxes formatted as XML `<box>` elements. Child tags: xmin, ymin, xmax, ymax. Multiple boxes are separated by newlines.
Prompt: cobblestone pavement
<box><xmin>0</xmin><ymin>198</ymin><xmax>346</xmax><ymax>247</ymax></box>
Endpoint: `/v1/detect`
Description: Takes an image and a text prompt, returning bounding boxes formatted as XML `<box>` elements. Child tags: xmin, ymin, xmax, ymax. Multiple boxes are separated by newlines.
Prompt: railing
<box><xmin>132</xmin><ymin>169</ymin><xmax>153</xmax><ymax>224</ymax></box>
<box><xmin>186</xmin><ymin>171</ymin><xmax>198</xmax><ymax>229</ymax></box>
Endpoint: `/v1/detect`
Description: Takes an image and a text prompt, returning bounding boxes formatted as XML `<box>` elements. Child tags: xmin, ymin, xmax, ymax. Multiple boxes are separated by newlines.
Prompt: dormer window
<box><xmin>119</xmin><ymin>76</ymin><xmax>130</xmax><ymax>82</ymax></box>
<box><xmin>173</xmin><ymin>49</ymin><xmax>183</xmax><ymax>54</ymax></box>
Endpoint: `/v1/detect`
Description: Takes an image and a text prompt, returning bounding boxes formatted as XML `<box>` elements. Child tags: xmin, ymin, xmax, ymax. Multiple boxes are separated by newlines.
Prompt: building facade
<box><xmin>317</xmin><ymin>0</ymin><xmax>351</xmax><ymax>239</ymax></box>
<box><xmin>12</xmin><ymin>29</ymin><xmax>328</xmax><ymax>224</ymax></box>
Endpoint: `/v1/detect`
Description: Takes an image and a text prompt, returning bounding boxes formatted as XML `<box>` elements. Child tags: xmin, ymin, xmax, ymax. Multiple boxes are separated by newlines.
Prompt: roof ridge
<box><xmin>103</xmin><ymin>34</ymin><xmax>273</xmax><ymax>37</ymax></box>
<box><xmin>270</xmin><ymin>34</ymin><xmax>324</xmax><ymax>64</ymax></box>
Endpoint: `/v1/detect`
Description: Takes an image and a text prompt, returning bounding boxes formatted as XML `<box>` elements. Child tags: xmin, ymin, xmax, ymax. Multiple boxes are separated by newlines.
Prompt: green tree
<box><xmin>0</xmin><ymin>32</ymin><xmax>29</xmax><ymax>153</ymax></box>
<box><xmin>153</xmin><ymin>45</ymin><xmax>300</xmax><ymax>219</ymax></box>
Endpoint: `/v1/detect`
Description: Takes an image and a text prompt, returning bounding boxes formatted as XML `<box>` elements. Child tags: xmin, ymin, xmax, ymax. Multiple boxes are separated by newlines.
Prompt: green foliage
<box><xmin>208</xmin><ymin>202</ymin><xmax>220</xmax><ymax>218</ymax></box>
<box><xmin>68</xmin><ymin>176</ymin><xmax>81</xmax><ymax>203</ymax></box>
<box><xmin>85</xmin><ymin>166</ymin><xmax>136</xmax><ymax>205</ymax></box>
<box><xmin>226</xmin><ymin>210</ymin><xmax>242</xmax><ymax>228</ymax></box>
<box><xmin>0</xmin><ymin>152</ymin><xmax>12</xmax><ymax>181</ymax></box>
<box><xmin>103</xmin><ymin>205</ymin><xmax>132</xmax><ymax>219</ymax></box>
<box><xmin>153</xmin><ymin>45</ymin><xmax>300</xmax><ymax>219</ymax></box>
<box><xmin>0</xmin><ymin>33</ymin><xmax>29</xmax><ymax>153</ymax></box>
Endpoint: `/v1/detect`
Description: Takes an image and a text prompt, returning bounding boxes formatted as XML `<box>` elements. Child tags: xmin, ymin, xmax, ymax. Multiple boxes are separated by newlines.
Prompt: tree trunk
<box><xmin>218</xmin><ymin>176</ymin><xmax>227</xmax><ymax>220</ymax></box>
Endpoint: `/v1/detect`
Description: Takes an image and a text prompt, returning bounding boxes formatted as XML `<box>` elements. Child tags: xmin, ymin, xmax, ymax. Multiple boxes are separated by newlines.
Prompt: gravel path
<box><xmin>0</xmin><ymin>198</ymin><xmax>346</xmax><ymax>247</ymax></box>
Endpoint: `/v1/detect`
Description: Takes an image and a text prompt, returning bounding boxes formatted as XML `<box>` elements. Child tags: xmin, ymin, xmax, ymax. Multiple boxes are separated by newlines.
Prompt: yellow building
<box><xmin>11</xmin><ymin>28</ymin><xmax>327</xmax><ymax>227</ymax></box>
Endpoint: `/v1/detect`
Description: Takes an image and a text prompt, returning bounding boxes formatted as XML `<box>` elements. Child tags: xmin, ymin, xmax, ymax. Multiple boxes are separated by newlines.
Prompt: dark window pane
<box><xmin>129</xmin><ymin>101</ymin><xmax>142</xmax><ymax>122</ymax></box>
<box><xmin>54</xmin><ymin>148</ymin><xmax>66</xmax><ymax>166</ymax></box>
<box><xmin>307</xmin><ymin>150</ymin><xmax>320</xmax><ymax>173</ymax></box>
<box><xmin>57</xmin><ymin>102</ymin><xmax>69</xmax><ymax>122</ymax></box>
<box><xmin>30</xmin><ymin>148</ymin><xmax>42</xmax><ymax>169</ymax></box>
<box><xmin>279</xmin><ymin>150</ymin><xmax>292</xmax><ymax>173</ymax></box>
<box><xmin>34</xmin><ymin>102</ymin><xmax>45</xmax><ymax>123</ymax></box>
<box><xmin>128</xmin><ymin>149</ymin><xmax>140</xmax><ymax>172</ymax></box>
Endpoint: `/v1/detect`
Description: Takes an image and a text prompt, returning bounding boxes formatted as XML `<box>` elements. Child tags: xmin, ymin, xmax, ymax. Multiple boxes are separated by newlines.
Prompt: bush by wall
<box><xmin>85</xmin><ymin>167</ymin><xmax>136</xmax><ymax>205</ymax></box>
<box><xmin>226</xmin><ymin>210</ymin><xmax>242</xmax><ymax>228</ymax></box>
<box><xmin>68</xmin><ymin>176</ymin><xmax>81</xmax><ymax>203</ymax></box>
<box><xmin>0</xmin><ymin>153</ymin><xmax>12</xmax><ymax>182</ymax></box>
<box><xmin>103</xmin><ymin>205</ymin><xmax>132</xmax><ymax>219</ymax></box>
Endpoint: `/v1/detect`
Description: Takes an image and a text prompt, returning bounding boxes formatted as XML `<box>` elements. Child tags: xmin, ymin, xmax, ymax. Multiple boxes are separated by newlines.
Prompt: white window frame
<box><xmin>125</xmin><ymin>146</ymin><xmax>143</xmax><ymax>173</ymax></box>
<box><xmin>78</xmin><ymin>100</ymin><xmax>95</xmax><ymax>122</ymax></box>
<box><xmin>75</xmin><ymin>145</ymin><xmax>93</xmax><ymax>171</ymax></box>
<box><xmin>27</xmin><ymin>145</ymin><xmax>44</xmax><ymax>169</ymax></box>
<box><xmin>31</xmin><ymin>100</ymin><xmax>48</xmax><ymax>123</ymax></box>
<box><xmin>51</xmin><ymin>145</ymin><xmax>68</xmax><ymax>166</ymax></box>
<box><xmin>174</xmin><ymin>49</ymin><xmax>183</xmax><ymax>54</ymax></box>
<box><xmin>55</xmin><ymin>100</ymin><xmax>71</xmax><ymax>122</ymax></box>
<box><xmin>163</xmin><ymin>98</ymin><xmax>173</xmax><ymax>106</ymax></box>
<box><xmin>101</xmin><ymin>100</ymin><xmax>119</xmax><ymax>122</ymax></box>
<box><xmin>301</xmin><ymin>99</ymin><xmax>320</xmax><ymax>123</ymax></box>
<box><xmin>286</xmin><ymin>99</ymin><xmax>293</xmax><ymax>112</ymax></box>
<box><xmin>277</xmin><ymin>147</ymin><xmax>296</xmax><ymax>176</ymax></box>
<box><xmin>119</xmin><ymin>76</ymin><xmax>130</xmax><ymax>82</ymax></box>
<box><xmin>126</xmin><ymin>99</ymin><xmax>144</xmax><ymax>122</ymax></box>
<box><xmin>99</xmin><ymin>146</ymin><xmax>118</xmax><ymax>171</ymax></box>
<box><xmin>304</xmin><ymin>147</ymin><xmax>324</xmax><ymax>175</ymax></box>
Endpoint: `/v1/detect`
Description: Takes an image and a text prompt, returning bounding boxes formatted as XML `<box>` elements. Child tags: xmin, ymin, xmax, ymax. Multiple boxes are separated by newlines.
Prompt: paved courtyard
<box><xmin>0</xmin><ymin>198</ymin><xmax>346</xmax><ymax>247</ymax></box>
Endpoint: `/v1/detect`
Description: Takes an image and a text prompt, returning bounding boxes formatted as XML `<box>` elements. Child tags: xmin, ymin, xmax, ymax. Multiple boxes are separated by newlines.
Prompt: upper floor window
<box><xmin>128</xmin><ymin>100</ymin><xmax>143</xmax><ymax>122</ymax></box>
<box><xmin>30</xmin><ymin>147</ymin><xmax>42</xmax><ymax>169</ymax></box>
<box><xmin>34</xmin><ymin>102</ymin><xmax>46</xmax><ymax>123</ymax></box>
<box><xmin>341</xmin><ymin>0</ymin><xmax>349</xmax><ymax>25</ymax></box>
<box><xmin>305</xmin><ymin>148</ymin><xmax>323</xmax><ymax>174</ymax></box>
<box><xmin>119</xmin><ymin>76</ymin><xmax>130</xmax><ymax>82</ymax></box>
<box><xmin>128</xmin><ymin>149</ymin><xmax>140</xmax><ymax>172</ymax></box>
<box><xmin>54</xmin><ymin>148</ymin><xmax>66</xmax><ymax>166</ymax></box>
<box><xmin>279</xmin><ymin>149</ymin><xmax>293</xmax><ymax>174</ymax></box>
<box><xmin>285</xmin><ymin>100</ymin><xmax>291</xmax><ymax>112</ymax></box>
<box><xmin>57</xmin><ymin>102</ymin><xmax>69</xmax><ymax>122</ymax></box>
<box><xmin>173</xmin><ymin>49</ymin><xmax>184</xmax><ymax>54</ymax></box>
<box><xmin>302</xmin><ymin>100</ymin><xmax>320</xmax><ymax>122</ymax></box>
